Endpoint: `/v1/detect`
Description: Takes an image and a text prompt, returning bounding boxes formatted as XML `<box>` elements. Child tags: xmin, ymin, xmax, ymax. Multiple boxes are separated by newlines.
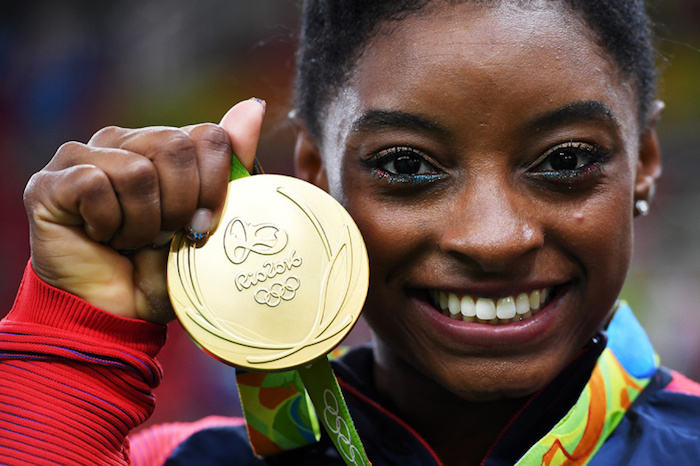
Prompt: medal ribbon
<box><xmin>298</xmin><ymin>357</ymin><xmax>371</xmax><ymax>465</ymax></box>
<box><xmin>229</xmin><ymin>156</ymin><xmax>371</xmax><ymax>465</ymax></box>
<box><xmin>516</xmin><ymin>302</ymin><xmax>658</xmax><ymax>465</ymax></box>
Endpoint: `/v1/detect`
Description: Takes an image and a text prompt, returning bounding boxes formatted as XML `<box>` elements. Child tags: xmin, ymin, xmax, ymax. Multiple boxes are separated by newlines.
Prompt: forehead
<box><xmin>322</xmin><ymin>2</ymin><xmax>638</xmax><ymax>148</ymax></box>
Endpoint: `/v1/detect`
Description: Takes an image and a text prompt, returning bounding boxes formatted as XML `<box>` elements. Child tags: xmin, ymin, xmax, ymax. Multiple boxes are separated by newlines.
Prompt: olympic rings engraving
<box><xmin>322</xmin><ymin>389</ymin><xmax>366</xmax><ymax>466</ymax></box>
<box><xmin>254</xmin><ymin>276</ymin><xmax>301</xmax><ymax>307</ymax></box>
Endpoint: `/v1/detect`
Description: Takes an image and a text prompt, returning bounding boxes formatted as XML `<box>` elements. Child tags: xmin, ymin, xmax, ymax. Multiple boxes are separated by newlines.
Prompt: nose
<box><xmin>439</xmin><ymin>179</ymin><xmax>543</xmax><ymax>272</ymax></box>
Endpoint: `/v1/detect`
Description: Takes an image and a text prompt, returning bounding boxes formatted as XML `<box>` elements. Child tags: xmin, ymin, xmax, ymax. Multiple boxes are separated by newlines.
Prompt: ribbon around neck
<box><xmin>228</xmin><ymin>155</ymin><xmax>371</xmax><ymax>465</ymax></box>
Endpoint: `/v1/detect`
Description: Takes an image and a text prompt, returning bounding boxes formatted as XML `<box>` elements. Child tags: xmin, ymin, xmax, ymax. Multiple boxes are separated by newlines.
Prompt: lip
<box><xmin>412</xmin><ymin>283</ymin><xmax>571</xmax><ymax>348</ymax></box>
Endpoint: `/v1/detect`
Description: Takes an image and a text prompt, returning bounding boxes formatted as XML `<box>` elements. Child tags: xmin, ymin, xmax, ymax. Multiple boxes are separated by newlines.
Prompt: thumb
<box><xmin>219</xmin><ymin>98</ymin><xmax>266</xmax><ymax>173</ymax></box>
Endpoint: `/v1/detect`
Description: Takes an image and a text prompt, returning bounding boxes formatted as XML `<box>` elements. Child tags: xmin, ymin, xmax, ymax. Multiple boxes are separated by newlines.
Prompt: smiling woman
<box><xmin>1</xmin><ymin>0</ymin><xmax>699</xmax><ymax>465</ymax></box>
<box><xmin>292</xmin><ymin>2</ymin><xmax>667</xmax><ymax>462</ymax></box>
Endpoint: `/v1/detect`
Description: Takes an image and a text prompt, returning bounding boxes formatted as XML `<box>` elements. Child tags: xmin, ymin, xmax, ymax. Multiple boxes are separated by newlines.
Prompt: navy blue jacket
<box><xmin>165</xmin><ymin>337</ymin><xmax>700</xmax><ymax>465</ymax></box>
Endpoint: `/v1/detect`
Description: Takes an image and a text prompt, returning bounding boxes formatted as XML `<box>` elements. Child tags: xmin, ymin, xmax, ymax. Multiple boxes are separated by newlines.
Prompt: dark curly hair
<box><xmin>294</xmin><ymin>0</ymin><xmax>658</xmax><ymax>141</ymax></box>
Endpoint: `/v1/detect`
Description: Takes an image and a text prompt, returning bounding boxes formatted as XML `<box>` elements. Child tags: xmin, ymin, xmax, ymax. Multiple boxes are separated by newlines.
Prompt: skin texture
<box><xmin>295</xmin><ymin>3</ymin><xmax>662</xmax><ymax>464</ymax></box>
<box><xmin>24</xmin><ymin>99</ymin><xmax>265</xmax><ymax>324</ymax></box>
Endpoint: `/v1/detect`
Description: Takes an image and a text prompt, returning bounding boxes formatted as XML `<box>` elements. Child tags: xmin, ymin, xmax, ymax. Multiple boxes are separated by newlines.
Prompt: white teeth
<box><xmin>476</xmin><ymin>298</ymin><xmax>497</xmax><ymax>320</ymax></box>
<box><xmin>496</xmin><ymin>297</ymin><xmax>516</xmax><ymax>319</ymax></box>
<box><xmin>529</xmin><ymin>290</ymin><xmax>540</xmax><ymax>311</ymax></box>
<box><xmin>432</xmin><ymin>287</ymin><xmax>553</xmax><ymax>324</ymax></box>
<box><xmin>515</xmin><ymin>293</ymin><xmax>530</xmax><ymax>315</ymax></box>
<box><xmin>461</xmin><ymin>295</ymin><xmax>476</xmax><ymax>318</ymax></box>
<box><xmin>448</xmin><ymin>293</ymin><xmax>461</xmax><ymax>316</ymax></box>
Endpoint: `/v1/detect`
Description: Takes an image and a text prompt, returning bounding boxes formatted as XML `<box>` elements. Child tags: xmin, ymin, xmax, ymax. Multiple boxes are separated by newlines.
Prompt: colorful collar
<box><xmin>515</xmin><ymin>302</ymin><xmax>658</xmax><ymax>465</ymax></box>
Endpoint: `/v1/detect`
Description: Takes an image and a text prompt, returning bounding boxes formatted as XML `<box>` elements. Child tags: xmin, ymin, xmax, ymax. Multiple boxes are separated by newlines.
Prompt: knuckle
<box><xmin>23</xmin><ymin>165</ymin><xmax>114</xmax><ymax>219</ymax></box>
<box><xmin>97</xmin><ymin>125</ymin><xmax>123</xmax><ymax>136</ymax></box>
<box><xmin>89</xmin><ymin>125</ymin><xmax>125</xmax><ymax>145</ymax></box>
<box><xmin>73</xmin><ymin>166</ymin><xmax>112</xmax><ymax>199</ymax></box>
<box><xmin>192</xmin><ymin>123</ymin><xmax>231</xmax><ymax>153</ymax></box>
<box><xmin>48</xmin><ymin>141</ymin><xmax>86</xmax><ymax>169</ymax></box>
<box><xmin>120</xmin><ymin>158</ymin><xmax>159</xmax><ymax>193</ymax></box>
<box><xmin>23</xmin><ymin>172</ymin><xmax>45</xmax><ymax>209</ymax></box>
<box><xmin>55</xmin><ymin>140</ymin><xmax>84</xmax><ymax>156</ymax></box>
<box><xmin>153</xmin><ymin>129</ymin><xmax>196</xmax><ymax>167</ymax></box>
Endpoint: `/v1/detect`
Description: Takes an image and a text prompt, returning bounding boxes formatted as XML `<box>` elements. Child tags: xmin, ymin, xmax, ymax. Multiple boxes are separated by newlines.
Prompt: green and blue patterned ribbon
<box><xmin>516</xmin><ymin>302</ymin><xmax>658</xmax><ymax>465</ymax></box>
<box><xmin>229</xmin><ymin>156</ymin><xmax>370</xmax><ymax>464</ymax></box>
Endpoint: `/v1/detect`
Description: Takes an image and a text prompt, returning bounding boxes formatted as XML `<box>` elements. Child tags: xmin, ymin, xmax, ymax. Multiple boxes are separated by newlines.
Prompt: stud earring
<box><xmin>635</xmin><ymin>199</ymin><xmax>650</xmax><ymax>217</ymax></box>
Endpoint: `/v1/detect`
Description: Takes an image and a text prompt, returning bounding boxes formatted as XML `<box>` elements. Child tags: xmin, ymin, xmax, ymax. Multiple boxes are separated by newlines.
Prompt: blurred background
<box><xmin>1</xmin><ymin>0</ymin><xmax>698</xmax><ymax>431</ymax></box>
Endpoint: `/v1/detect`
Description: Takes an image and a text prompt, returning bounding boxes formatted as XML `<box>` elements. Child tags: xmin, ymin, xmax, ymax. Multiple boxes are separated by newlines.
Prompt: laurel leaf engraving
<box><xmin>319</xmin><ymin>226</ymin><xmax>351</xmax><ymax>331</ymax></box>
<box><xmin>244</xmin><ymin>226</ymin><xmax>351</xmax><ymax>364</ymax></box>
<box><xmin>180</xmin><ymin>190</ymin><xmax>359</xmax><ymax>368</ymax></box>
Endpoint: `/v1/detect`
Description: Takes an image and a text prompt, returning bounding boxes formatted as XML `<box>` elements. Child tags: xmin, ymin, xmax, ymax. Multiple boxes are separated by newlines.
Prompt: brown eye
<box><xmin>363</xmin><ymin>145</ymin><xmax>444</xmax><ymax>185</ymax></box>
<box><xmin>547</xmin><ymin>148</ymin><xmax>584</xmax><ymax>170</ymax></box>
<box><xmin>392</xmin><ymin>153</ymin><xmax>423</xmax><ymax>174</ymax></box>
<box><xmin>373</xmin><ymin>146</ymin><xmax>438</xmax><ymax>177</ymax></box>
<box><xmin>535</xmin><ymin>142</ymin><xmax>605</xmax><ymax>173</ymax></box>
<box><xmin>529</xmin><ymin>141</ymin><xmax>610</xmax><ymax>185</ymax></box>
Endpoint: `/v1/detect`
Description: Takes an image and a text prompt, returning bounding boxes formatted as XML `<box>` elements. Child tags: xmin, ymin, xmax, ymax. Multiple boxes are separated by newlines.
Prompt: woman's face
<box><xmin>300</xmin><ymin>3</ymin><xmax>659</xmax><ymax>401</ymax></box>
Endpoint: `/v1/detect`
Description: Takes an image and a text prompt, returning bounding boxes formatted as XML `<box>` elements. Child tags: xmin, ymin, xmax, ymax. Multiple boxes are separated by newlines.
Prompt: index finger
<box><xmin>183</xmin><ymin>99</ymin><xmax>266</xmax><ymax>240</ymax></box>
<box><xmin>179</xmin><ymin>123</ymin><xmax>232</xmax><ymax>241</ymax></box>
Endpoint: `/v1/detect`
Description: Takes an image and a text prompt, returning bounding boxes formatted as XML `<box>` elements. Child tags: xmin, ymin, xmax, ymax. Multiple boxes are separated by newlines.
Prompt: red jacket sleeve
<box><xmin>0</xmin><ymin>262</ymin><xmax>167</xmax><ymax>465</ymax></box>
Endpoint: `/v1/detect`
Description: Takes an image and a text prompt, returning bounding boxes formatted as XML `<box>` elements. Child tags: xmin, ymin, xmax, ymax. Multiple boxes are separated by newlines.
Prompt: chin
<box><xmin>452</xmin><ymin>381</ymin><xmax>546</xmax><ymax>403</ymax></box>
<box><xmin>430</xmin><ymin>354</ymin><xmax>566</xmax><ymax>404</ymax></box>
<box><xmin>441</xmin><ymin>376</ymin><xmax>544</xmax><ymax>403</ymax></box>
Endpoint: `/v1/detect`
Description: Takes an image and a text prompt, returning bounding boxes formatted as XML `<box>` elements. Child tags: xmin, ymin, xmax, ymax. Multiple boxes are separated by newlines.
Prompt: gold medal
<box><xmin>167</xmin><ymin>175</ymin><xmax>369</xmax><ymax>372</ymax></box>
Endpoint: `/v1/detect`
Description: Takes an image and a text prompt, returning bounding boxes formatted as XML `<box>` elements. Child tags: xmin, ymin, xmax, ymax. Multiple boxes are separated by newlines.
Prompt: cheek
<box><xmin>343</xmin><ymin>200</ymin><xmax>426</xmax><ymax>322</ymax></box>
<box><xmin>349</xmin><ymin>205</ymin><xmax>412</xmax><ymax>276</ymax></box>
<box><xmin>560</xmin><ymin>191</ymin><xmax>633</xmax><ymax>293</ymax></box>
<box><xmin>347</xmin><ymin>198</ymin><xmax>436</xmax><ymax>280</ymax></box>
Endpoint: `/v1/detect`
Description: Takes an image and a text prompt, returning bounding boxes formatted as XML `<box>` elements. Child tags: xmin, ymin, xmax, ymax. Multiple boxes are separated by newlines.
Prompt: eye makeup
<box><xmin>361</xmin><ymin>145</ymin><xmax>445</xmax><ymax>184</ymax></box>
<box><xmin>528</xmin><ymin>141</ymin><xmax>611</xmax><ymax>185</ymax></box>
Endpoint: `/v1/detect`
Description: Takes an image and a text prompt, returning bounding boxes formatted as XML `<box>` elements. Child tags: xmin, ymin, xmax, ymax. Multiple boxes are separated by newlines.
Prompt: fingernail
<box><xmin>250</xmin><ymin>97</ymin><xmax>267</xmax><ymax>116</ymax></box>
<box><xmin>187</xmin><ymin>208</ymin><xmax>213</xmax><ymax>242</ymax></box>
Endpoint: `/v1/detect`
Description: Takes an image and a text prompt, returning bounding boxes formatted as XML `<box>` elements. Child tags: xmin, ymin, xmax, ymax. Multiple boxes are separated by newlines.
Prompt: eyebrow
<box><xmin>526</xmin><ymin>100</ymin><xmax>620</xmax><ymax>133</ymax></box>
<box><xmin>350</xmin><ymin>110</ymin><xmax>450</xmax><ymax>136</ymax></box>
<box><xmin>350</xmin><ymin>100</ymin><xmax>619</xmax><ymax>137</ymax></box>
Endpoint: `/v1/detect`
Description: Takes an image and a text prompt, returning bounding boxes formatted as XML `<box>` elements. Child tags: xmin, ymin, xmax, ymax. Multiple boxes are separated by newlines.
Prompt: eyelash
<box><xmin>361</xmin><ymin>141</ymin><xmax>609</xmax><ymax>186</ymax></box>
<box><xmin>362</xmin><ymin>146</ymin><xmax>443</xmax><ymax>184</ymax></box>
<box><xmin>530</xmin><ymin>141</ymin><xmax>610</xmax><ymax>183</ymax></box>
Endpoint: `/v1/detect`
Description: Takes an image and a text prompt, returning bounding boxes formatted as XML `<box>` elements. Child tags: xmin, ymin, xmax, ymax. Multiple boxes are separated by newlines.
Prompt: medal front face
<box><xmin>168</xmin><ymin>175</ymin><xmax>369</xmax><ymax>371</ymax></box>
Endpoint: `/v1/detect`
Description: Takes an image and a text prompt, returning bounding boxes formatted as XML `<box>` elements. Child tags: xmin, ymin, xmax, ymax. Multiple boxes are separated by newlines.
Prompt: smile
<box><xmin>430</xmin><ymin>288</ymin><xmax>553</xmax><ymax>324</ymax></box>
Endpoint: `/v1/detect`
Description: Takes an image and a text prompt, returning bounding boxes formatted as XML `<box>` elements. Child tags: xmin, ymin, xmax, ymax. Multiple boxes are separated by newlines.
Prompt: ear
<box><xmin>293</xmin><ymin>117</ymin><xmax>329</xmax><ymax>192</ymax></box>
<box><xmin>634</xmin><ymin>100</ymin><xmax>664</xmax><ymax>216</ymax></box>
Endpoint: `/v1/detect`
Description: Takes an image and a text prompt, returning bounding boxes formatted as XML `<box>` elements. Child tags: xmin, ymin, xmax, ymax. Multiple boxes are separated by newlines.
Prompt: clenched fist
<box><xmin>23</xmin><ymin>99</ymin><xmax>265</xmax><ymax>324</ymax></box>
